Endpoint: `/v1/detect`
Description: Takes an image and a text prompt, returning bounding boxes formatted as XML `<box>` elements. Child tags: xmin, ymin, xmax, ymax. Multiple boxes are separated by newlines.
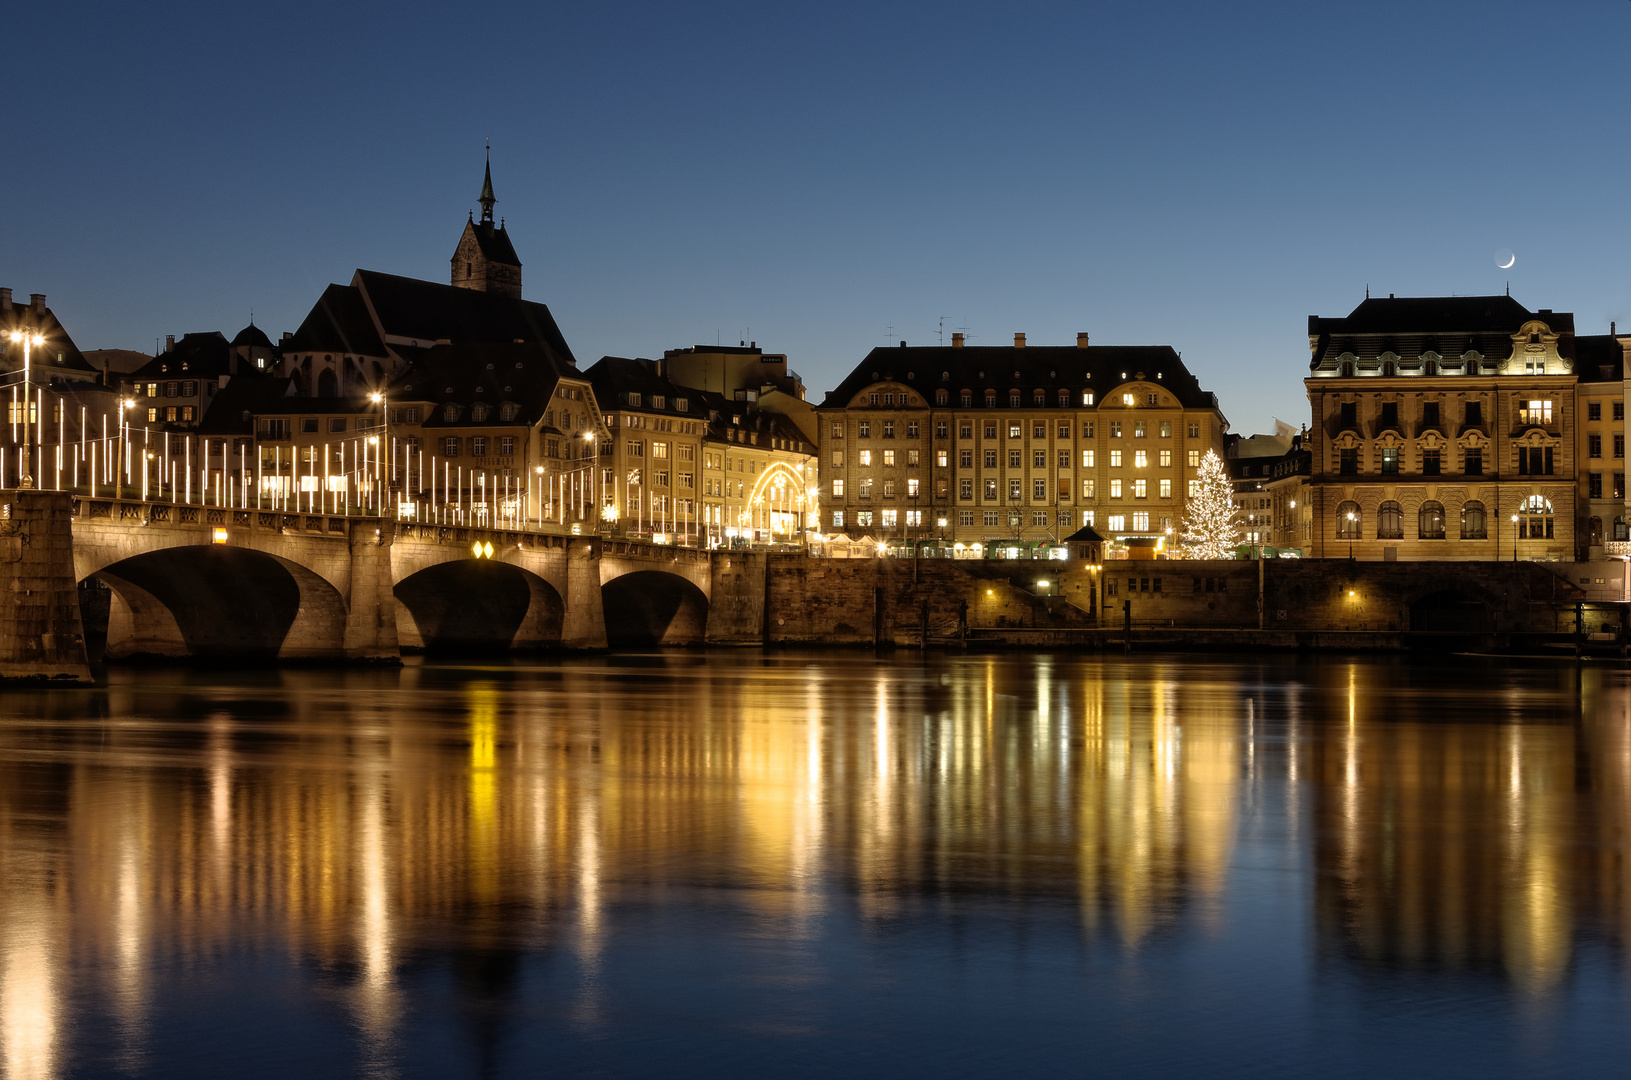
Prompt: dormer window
<box><xmin>629</xmin><ymin>392</ymin><xmax>642</xmax><ymax>407</ymax></box>
<box><xmin>676</xmin><ymin>398</ymin><xmax>688</xmax><ymax>412</ymax></box>
<box><xmin>498</xmin><ymin>402</ymin><xmax>519</xmax><ymax>422</ymax></box>
<box><xmin>653</xmin><ymin>395</ymin><xmax>666</xmax><ymax>409</ymax></box>
<box><xmin>443</xmin><ymin>404</ymin><xmax>460</xmax><ymax>422</ymax></box>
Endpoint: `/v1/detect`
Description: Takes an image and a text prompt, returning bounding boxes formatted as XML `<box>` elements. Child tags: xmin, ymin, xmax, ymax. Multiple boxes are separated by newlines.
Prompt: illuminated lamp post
<box><xmin>369</xmin><ymin>391</ymin><xmax>386</xmax><ymax>516</ymax></box>
<box><xmin>583</xmin><ymin>432</ymin><xmax>597</xmax><ymax>532</ymax></box>
<box><xmin>1512</xmin><ymin>512</ymin><xmax>1520</xmax><ymax>563</ymax></box>
<box><xmin>534</xmin><ymin>464</ymin><xmax>545</xmax><ymax>527</ymax></box>
<box><xmin>9</xmin><ymin>328</ymin><xmax>43</xmax><ymax>488</ymax></box>
<box><xmin>115</xmin><ymin>398</ymin><xmax>134</xmax><ymax>500</ymax></box>
<box><xmin>1346</xmin><ymin>511</ymin><xmax>1356</xmax><ymax>562</ymax></box>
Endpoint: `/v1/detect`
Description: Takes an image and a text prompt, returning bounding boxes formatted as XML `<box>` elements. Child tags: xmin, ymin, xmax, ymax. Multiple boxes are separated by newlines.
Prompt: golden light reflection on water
<box><xmin>0</xmin><ymin>657</ymin><xmax>1629</xmax><ymax>1074</ymax></box>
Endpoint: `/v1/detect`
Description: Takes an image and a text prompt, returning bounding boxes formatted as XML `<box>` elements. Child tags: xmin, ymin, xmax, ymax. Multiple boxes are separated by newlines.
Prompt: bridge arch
<box><xmin>600</xmin><ymin>569</ymin><xmax>709</xmax><ymax>646</ymax></box>
<box><xmin>85</xmin><ymin>545</ymin><xmax>349</xmax><ymax>661</ymax></box>
<box><xmin>393</xmin><ymin>559</ymin><xmax>564</xmax><ymax>653</ymax></box>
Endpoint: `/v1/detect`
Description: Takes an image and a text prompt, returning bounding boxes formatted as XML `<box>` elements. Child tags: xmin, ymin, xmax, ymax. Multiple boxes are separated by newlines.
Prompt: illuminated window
<box><xmin>859</xmin><ymin>449</ymin><xmax>872</xmax><ymax>466</ymax></box>
<box><xmin>1082</xmin><ymin>479</ymin><xmax>1095</xmax><ymax>499</ymax></box>
<box><xmin>1110</xmin><ymin>450</ymin><xmax>1122</xmax><ymax>467</ymax></box>
<box><xmin>1133</xmin><ymin>479</ymin><xmax>1147</xmax><ymax>498</ymax></box>
<box><xmin>1122</xmin><ymin>393</ymin><xmax>1135</xmax><ymax>406</ymax></box>
<box><xmin>1134</xmin><ymin>450</ymin><xmax>1147</xmax><ymax>467</ymax></box>
<box><xmin>1187</xmin><ymin>449</ymin><xmax>1200</xmax><ymax>467</ymax></box>
<box><xmin>1083</xmin><ymin>392</ymin><xmax>1094</xmax><ymax>406</ymax></box>
<box><xmin>1110</xmin><ymin>479</ymin><xmax>1122</xmax><ymax>498</ymax></box>
<box><xmin>1082</xmin><ymin>449</ymin><xmax>1095</xmax><ymax>467</ymax></box>
<box><xmin>1159</xmin><ymin>449</ymin><xmax>1171</xmax><ymax>467</ymax></box>
<box><xmin>832</xmin><ymin>479</ymin><xmax>844</xmax><ymax>497</ymax></box>
<box><xmin>882</xmin><ymin>449</ymin><xmax>895</xmax><ymax>466</ymax></box>
<box><xmin>1159</xmin><ymin>479</ymin><xmax>1171</xmax><ymax>498</ymax></box>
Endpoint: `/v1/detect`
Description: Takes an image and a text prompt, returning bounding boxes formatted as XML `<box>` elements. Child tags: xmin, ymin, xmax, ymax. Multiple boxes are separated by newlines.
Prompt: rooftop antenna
<box><xmin>1365</xmin><ymin>284</ymin><xmax>1369</xmax><ymax>299</ymax></box>
<box><xmin>937</xmin><ymin>316</ymin><xmax>950</xmax><ymax>346</ymax></box>
<box><xmin>886</xmin><ymin>322</ymin><xmax>895</xmax><ymax>348</ymax></box>
<box><xmin>1506</xmin><ymin>281</ymin><xmax>1510</xmax><ymax>297</ymax></box>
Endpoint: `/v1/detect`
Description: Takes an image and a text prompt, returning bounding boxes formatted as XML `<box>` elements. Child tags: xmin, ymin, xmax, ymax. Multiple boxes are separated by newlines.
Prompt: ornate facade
<box><xmin>815</xmin><ymin>334</ymin><xmax>1228</xmax><ymax>550</ymax></box>
<box><xmin>1304</xmin><ymin>295</ymin><xmax>1578</xmax><ymax>561</ymax></box>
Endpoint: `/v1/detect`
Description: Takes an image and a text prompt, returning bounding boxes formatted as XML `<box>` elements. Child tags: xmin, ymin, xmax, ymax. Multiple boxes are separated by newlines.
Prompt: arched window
<box><xmin>1615</xmin><ymin>515</ymin><xmax>1628</xmax><ymax>542</ymax></box>
<box><xmin>1377</xmin><ymin>500</ymin><xmax>1404</xmax><ymax>539</ymax></box>
<box><xmin>1033</xmin><ymin>389</ymin><xmax>1046</xmax><ymax>406</ymax></box>
<box><xmin>317</xmin><ymin>368</ymin><xmax>338</xmax><ymax>398</ymax></box>
<box><xmin>499</xmin><ymin>402</ymin><xmax>520</xmax><ymax>422</ymax></box>
<box><xmin>935</xmin><ymin>389</ymin><xmax>947</xmax><ymax>406</ymax></box>
<box><xmin>443</xmin><ymin>403</ymin><xmax>461</xmax><ymax>422</ymax></box>
<box><xmin>1008</xmin><ymin>390</ymin><xmax>1021</xmax><ymax>407</ymax></box>
<box><xmin>1336</xmin><ymin>501</ymin><xmax>1361</xmax><ymax>539</ymax></box>
<box><xmin>1518</xmin><ymin>495</ymin><xmax>1554</xmax><ymax>539</ymax></box>
<box><xmin>1057</xmin><ymin>389</ymin><xmax>1069</xmax><ymax>407</ymax></box>
<box><xmin>984</xmin><ymin>390</ymin><xmax>996</xmax><ymax>407</ymax></box>
<box><xmin>470</xmin><ymin>403</ymin><xmax>489</xmax><ymax>422</ymax></box>
<box><xmin>1461</xmin><ymin>500</ymin><xmax>1487</xmax><ymax>539</ymax></box>
<box><xmin>1590</xmin><ymin>516</ymin><xmax>1604</xmax><ymax>546</ymax></box>
<box><xmin>1418</xmin><ymin>500</ymin><xmax>1445</xmax><ymax>539</ymax></box>
<box><xmin>960</xmin><ymin>390</ymin><xmax>973</xmax><ymax>407</ymax></box>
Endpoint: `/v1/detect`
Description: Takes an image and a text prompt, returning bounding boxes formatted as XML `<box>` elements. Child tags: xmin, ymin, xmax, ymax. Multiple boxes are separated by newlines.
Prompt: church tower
<box><xmin>451</xmin><ymin>151</ymin><xmax>523</xmax><ymax>298</ymax></box>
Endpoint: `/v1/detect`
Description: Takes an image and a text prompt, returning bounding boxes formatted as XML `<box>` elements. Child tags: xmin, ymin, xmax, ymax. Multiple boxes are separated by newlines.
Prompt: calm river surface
<box><xmin>2</xmin><ymin>651</ymin><xmax>1630</xmax><ymax>1078</ymax></box>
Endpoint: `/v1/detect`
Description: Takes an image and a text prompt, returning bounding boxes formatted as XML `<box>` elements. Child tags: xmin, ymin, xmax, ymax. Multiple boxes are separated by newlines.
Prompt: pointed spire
<box><xmin>479</xmin><ymin>146</ymin><xmax>496</xmax><ymax>224</ymax></box>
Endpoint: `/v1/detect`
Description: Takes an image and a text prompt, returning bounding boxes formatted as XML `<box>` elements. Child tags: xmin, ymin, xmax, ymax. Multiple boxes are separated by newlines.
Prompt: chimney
<box><xmin>1077</xmin><ymin>332</ymin><xmax>1089</xmax><ymax>348</ymax></box>
<box><xmin>749</xmin><ymin>341</ymin><xmax>756</xmax><ymax>349</ymax></box>
<box><xmin>165</xmin><ymin>335</ymin><xmax>175</xmax><ymax>352</ymax></box>
<box><xmin>30</xmin><ymin>293</ymin><xmax>45</xmax><ymax>315</ymax></box>
<box><xmin>1014</xmin><ymin>333</ymin><xmax>1026</xmax><ymax>348</ymax></box>
<box><xmin>952</xmin><ymin>332</ymin><xmax>964</xmax><ymax>347</ymax></box>
<box><xmin>0</xmin><ymin>288</ymin><xmax>10</xmax><ymax>313</ymax></box>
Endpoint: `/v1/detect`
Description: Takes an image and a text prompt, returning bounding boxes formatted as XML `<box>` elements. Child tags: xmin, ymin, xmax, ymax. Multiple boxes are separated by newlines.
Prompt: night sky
<box><xmin>7</xmin><ymin>0</ymin><xmax>1631</xmax><ymax>433</ymax></box>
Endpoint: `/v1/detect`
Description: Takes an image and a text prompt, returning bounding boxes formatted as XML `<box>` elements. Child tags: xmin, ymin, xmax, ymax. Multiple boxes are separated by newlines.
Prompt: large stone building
<box><xmin>815</xmin><ymin>333</ymin><xmax>1228</xmax><ymax>552</ymax></box>
<box><xmin>1573</xmin><ymin>332</ymin><xmax>1628</xmax><ymax>558</ymax></box>
<box><xmin>1304</xmin><ymin>294</ymin><xmax>1579</xmax><ymax>561</ymax></box>
<box><xmin>586</xmin><ymin>354</ymin><xmax>817</xmax><ymax>546</ymax></box>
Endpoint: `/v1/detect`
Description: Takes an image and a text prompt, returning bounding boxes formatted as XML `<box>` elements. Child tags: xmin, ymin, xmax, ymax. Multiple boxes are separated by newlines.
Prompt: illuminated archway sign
<box><xmin>746</xmin><ymin>461</ymin><xmax>812</xmax><ymax>539</ymax></box>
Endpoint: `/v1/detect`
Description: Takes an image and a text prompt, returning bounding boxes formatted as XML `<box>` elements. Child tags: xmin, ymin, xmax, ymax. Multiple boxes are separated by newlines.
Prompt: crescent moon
<box><xmin>1499</xmin><ymin>254</ymin><xmax>1515</xmax><ymax>269</ymax></box>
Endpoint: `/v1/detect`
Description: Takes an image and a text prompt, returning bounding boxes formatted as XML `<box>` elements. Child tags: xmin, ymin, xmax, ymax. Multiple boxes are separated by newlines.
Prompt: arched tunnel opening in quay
<box><xmin>394</xmin><ymin>560</ymin><xmax>564</xmax><ymax>654</ymax></box>
<box><xmin>601</xmin><ymin>571</ymin><xmax>709</xmax><ymax>647</ymax></box>
<box><xmin>79</xmin><ymin>546</ymin><xmax>328</xmax><ymax>664</ymax></box>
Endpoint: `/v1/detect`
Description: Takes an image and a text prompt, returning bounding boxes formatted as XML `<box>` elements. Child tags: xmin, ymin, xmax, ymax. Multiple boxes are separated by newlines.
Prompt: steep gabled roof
<box><xmin>1575</xmin><ymin>334</ymin><xmax>1623</xmax><ymax>382</ymax></box>
<box><xmin>196</xmin><ymin>376</ymin><xmax>299</xmax><ymax>436</ymax></box>
<box><xmin>818</xmin><ymin>344</ymin><xmax>1219</xmax><ymax>412</ymax></box>
<box><xmin>0</xmin><ymin>299</ymin><xmax>96</xmax><ymax>376</ymax></box>
<box><xmin>284</xmin><ymin>283</ymin><xmax>386</xmax><ymax>355</ymax></box>
<box><xmin>353</xmin><ymin>270</ymin><xmax>573</xmax><ymax>364</ymax></box>
<box><xmin>389</xmin><ymin>341</ymin><xmax>574</xmax><ymax>429</ymax></box>
<box><xmin>461</xmin><ymin>219</ymin><xmax>521</xmax><ymax>266</ymax></box>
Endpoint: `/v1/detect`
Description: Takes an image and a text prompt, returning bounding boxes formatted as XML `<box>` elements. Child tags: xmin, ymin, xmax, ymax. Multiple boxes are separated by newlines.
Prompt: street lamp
<box><xmin>1511</xmin><ymin>512</ymin><xmax>1520</xmax><ymax>563</ymax></box>
<box><xmin>369</xmin><ymin>391</ymin><xmax>386</xmax><ymax>516</ymax></box>
<box><xmin>583</xmin><ymin>432</ymin><xmax>596</xmax><ymax>531</ymax></box>
<box><xmin>8</xmin><ymin>328</ymin><xmax>43</xmax><ymax>489</ymax></box>
<box><xmin>115</xmin><ymin>398</ymin><xmax>135</xmax><ymax>500</ymax></box>
<box><xmin>1346</xmin><ymin>510</ymin><xmax>1356</xmax><ymax>561</ymax></box>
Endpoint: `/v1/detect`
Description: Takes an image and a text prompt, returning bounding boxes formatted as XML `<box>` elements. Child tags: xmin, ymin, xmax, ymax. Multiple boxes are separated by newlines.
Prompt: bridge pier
<box><xmin>343</xmin><ymin>520</ymin><xmax>401</xmax><ymax>661</ymax></box>
<box><xmin>559</xmin><ymin>537</ymin><xmax>608</xmax><ymax>650</ymax></box>
<box><xmin>0</xmin><ymin>491</ymin><xmax>93</xmax><ymax>683</ymax></box>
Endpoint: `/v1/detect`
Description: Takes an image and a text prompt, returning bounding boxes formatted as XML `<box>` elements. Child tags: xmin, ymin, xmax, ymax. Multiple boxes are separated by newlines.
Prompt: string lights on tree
<box><xmin>1178</xmin><ymin>449</ymin><xmax>1240</xmax><ymax>559</ymax></box>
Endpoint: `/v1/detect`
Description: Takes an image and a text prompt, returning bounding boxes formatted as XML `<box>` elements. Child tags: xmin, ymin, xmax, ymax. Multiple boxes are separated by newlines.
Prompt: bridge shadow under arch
<box><xmin>601</xmin><ymin>570</ymin><xmax>709</xmax><ymax>647</ymax></box>
<box><xmin>84</xmin><ymin>545</ymin><xmax>344</xmax><ymax>662</ymax></box>
<box><xmin>394</xmin><ymin>560</ymin><xmax>564</xmax><ymax>654</ymax></box>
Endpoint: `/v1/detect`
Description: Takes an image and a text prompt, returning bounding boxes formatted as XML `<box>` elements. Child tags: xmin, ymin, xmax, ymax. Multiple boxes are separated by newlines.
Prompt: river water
<box><xmin>1</xmin><ymin>651</ymin><xmax>1628</xmax><ymax>1078</ymax></box>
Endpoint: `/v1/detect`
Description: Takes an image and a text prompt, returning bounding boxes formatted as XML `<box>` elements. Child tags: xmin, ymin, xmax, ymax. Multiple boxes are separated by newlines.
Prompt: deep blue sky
<box><xmin>7</xmin><ymin>0</ymin><xmax>1631</xmax><ymax>433</ymax></box>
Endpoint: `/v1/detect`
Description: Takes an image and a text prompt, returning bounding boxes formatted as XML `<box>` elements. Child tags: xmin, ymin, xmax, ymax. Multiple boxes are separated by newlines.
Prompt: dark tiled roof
<box><xmin>196</xmin><ymin>377</ymin><xmax>299</xmax><ymax>436</ymax></box>
<box><xmin>817</xmin><ymin>344</ymin><xmax>1219</xmax><ymax>411</ymax></box>
<box><xmin>231</xmin><ymin>322</ymin><xmax>274</xmax><ymax>349</ymax></box>
<box><xmin>284</xmin><ymin>283</ymin><xmax>386</xmax><ymax>355</ymax></box>
<box><xmin>1063</xmin><ymin>524</ymin><xmax>1106</xmax><ymax>543</ymax></box>
<box><xmin>585</xmin><ymin>356</ymin><xmax>703</xmax><ymax>414</ymax></box>
<box><xmin>0</xmin><ymin>300</ymin><xmax>96</xmax><ymax>375</ymax></box>
<box><xmin>129</xmin><ymin>332</ymin><xmax>234</xmax><ymax>381</ymax></box>
<box><xmin>464</xmin><ymin>220</ymin><xmax>521</xmax><ymax>266</ymax></box>
<box><xmin>1575</xmin><ymin>334</ymin><xmax>1623</xmax><ymax>382</ymax></box>
<box><xmin>1307</xmin><ymin>294</ymin><xmax>1577</xmax><ymax>369</ymax></box>
<box><xmin>587</xmin><ymin>355</ymin><xmax>812</xmax><ymax>450</ymax></box>
<box><xmin>353</xmin><ymin>270</ymin><xmax>572</xmax><ymax>364</ymax></box>
<box><xmin>390</xmin><ymin>341</ymin><xmax>573</xmax><ymax>429</ymax></box>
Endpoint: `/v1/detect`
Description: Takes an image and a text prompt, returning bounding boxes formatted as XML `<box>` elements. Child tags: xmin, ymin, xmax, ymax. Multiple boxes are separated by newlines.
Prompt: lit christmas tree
<box><xmin>1178</xmin><ymin>449</ymin><xmax>1239</xmax><ymax>559</ymax></box>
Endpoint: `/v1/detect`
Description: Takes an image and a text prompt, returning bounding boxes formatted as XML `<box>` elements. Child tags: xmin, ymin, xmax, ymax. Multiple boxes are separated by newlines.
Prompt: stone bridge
<box><xmin>1</xmin><ymin>491</ymin><xmax>767</xmax><ymax>680</ymax></box>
